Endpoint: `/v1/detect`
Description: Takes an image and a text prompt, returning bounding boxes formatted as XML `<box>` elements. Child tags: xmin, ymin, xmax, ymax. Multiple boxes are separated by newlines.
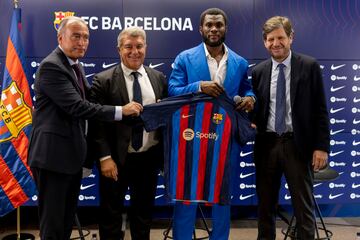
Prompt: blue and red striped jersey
<box><xmin>141</xmin><ymin>93</ymin><xmax>255</xmax><ymax>204</ymax></box>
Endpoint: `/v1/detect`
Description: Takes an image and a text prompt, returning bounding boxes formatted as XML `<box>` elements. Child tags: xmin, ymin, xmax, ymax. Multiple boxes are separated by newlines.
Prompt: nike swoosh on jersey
<box><xmin>331</xmin><ymin>64</ymin><xmax>346</xmax><ymax>70</ymax></box>
<box><xmin>80</xmin><ymin>184</ymin><xmax>96</xmax><ymax>190</ymax></box>
<box><xmin>239</xmin><ymin>172</ymin><xmax>255</xmax><ymax>178</ymax></box>
<box><xmin>239</xmin><ymin>194</ymin><xmax>255</xmax><ymax>200</ymax></box>
<box><xmin>181</xmin><ymin>114</ymin><xmax>193</xmax><ymax>118</ymax></box>
<box><xmin>102</xmin><ymin>62</ymin><xmax>118</xmax><ymax>69</ymax></box>
<box><xmin>240</xmin><ymin>151</ymin><xmax>253</xmax><ymax>157</ymax></box>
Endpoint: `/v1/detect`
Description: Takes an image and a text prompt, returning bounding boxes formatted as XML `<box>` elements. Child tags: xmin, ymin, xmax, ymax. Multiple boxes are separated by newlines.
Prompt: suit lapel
<box><xmin>223</xmin><ymin>51</ymin><xmax>237</xmax><ymax>92</ymax></box>
<box><xmin>262</xmin><ymin>59</ymin><xmax>272</xmax><ymax>109</ymax></box>
<box><xmin>145</xmin><ymin>66</ymin><xmax>161</xmax><ymax>100</ymax></box>
<box><xmin>290</xmin><ymin>53</ymin><xmax>300</xmax><ymax>108</ymax></box>
<box><xmin>112</xmin><ymin>65</ymin><xmax>130</xmax><ymax>104</ymax></box>
<box><xmin>188</xmin><ymin>44</ymin><xmax>211</xmax><ymax>81</ymax></box>
<box><xmin>55</xmin><ymin>47</ymin><xmax>85</xmax><ymax>95</ymax></box>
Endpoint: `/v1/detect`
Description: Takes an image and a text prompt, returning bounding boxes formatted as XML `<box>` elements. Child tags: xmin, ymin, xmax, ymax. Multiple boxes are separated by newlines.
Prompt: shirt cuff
<box><xmin>99</xmin><ymin>155</ymin><xmax>111</xmax><ymax>162</ymax></box>
<box><xmin>114</xmin><ymin>106</ymin><xmax>122</xmax><ymax>120</ymax></box>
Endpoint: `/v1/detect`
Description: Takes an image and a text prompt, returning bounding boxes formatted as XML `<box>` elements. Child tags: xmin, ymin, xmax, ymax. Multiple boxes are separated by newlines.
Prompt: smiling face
<box><xmin>58</xmin><ymin>21</ymin><xmax>89</xmax><ymax>61</ymax></box>
<box><xmin>264</xmin><ymin>27</ymin><xmax>293</xmax><ymax>62</ymax></box>
<box><xmin>118</xmin><ymin>34</ymin><xmax>146</xmax><ymax>70</ymax></box>
<box><xmin>200</xmin><ymin>14</ymin><xmax>227</xmax><ymax>47</ymax></box>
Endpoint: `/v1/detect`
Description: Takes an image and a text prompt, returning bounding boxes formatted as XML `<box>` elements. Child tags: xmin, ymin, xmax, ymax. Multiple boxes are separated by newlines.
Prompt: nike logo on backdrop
<box><xmin>330</xmin><ymin>86</ymin><xmax>345</xmax><ymax>92</ymax></box>
<box><xmin>353</xmin><ymin>119</ymin><xmax>360</xmax><ymax>124</ymax></box>
<box><xmin>353</xmin><ymin>140</ymin><xmax>360</xmax><ymax>146</ymax></box>
<box><xmin>352</xmin><ymin>162</ymin><xmax>360</xmax><ymax>167</ymax></box>
<box><xmin>330</xmin><ymin>129</ymin><xmax>345</xmax><ymax>135</ymax></box>
<box><xmin>149</xmin><ymin>62</ymin><xmax>164</xmax><ymax>69</ymax></box>
<box><xmin>80</xmin><ymin>184</ymin><xmax>95</xmax><ymax>190</ymax></box>
<box><xmin>102</xmin><ymin>62</ymin><xmax>118</xmax><ymax>69</ymax></box>
<box><xmin>354</xmin><ymin>76</ymin><xmax>360</xmax><ymax>81</ymax></box>
<box><xmin>352</xmin><ymin>183</ymin><xmax>360</xmax><ymax>188</ymax></box>
<box><xmin>329</xmin><ymin>193</ymin><xmax>344</xmax><ymax>199</ymax></box>
<box><xmin>330</xmin><ymin>107</ymin><xmax>345</xmax><ymax>114</ymax></box>
<box><xmin>329</xmin><ymin>150</ymin><xmax>344</xmax><ymax>157</ymax></box>
<box><xmin>331</xmin><ymin>64</ymin><xmax>346</xmax><ymax>70</ymax></box>
<box><xmin>354</xmin><ymin>97</ymin><xmax>360</xmax><ymax>103</ymax></box>
<box><xmin>85</xmin><ymin>73</ymin><xmax>95</xmax><ymax>78</ymax></box>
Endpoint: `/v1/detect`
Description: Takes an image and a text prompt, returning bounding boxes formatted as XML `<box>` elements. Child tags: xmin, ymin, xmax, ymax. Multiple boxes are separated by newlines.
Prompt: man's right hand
<box><xmin>122</xmin><ymin>101</ymin><xmax>143</xmax><ymax>117</ymax></box>
<box><xmin>200</xmin><ymin>81</ymin><xmax>225</xmax><ymax>97</ymax></box>
<box><xmin>100</xmin><ymin>158</ymin><xmax>118</xmax><ymax>181</ymax></box>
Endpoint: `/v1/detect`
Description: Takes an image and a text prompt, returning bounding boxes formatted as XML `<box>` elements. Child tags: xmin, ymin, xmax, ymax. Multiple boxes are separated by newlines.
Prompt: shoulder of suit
<box><xmin>292</xmin><ymin>52</ymin><xmax>318</xmax><ymax>65</ymax></box>
<box><xmin>177</xmin><ymin>43</ymin><xmax>203</xmax><ymax>58</ymax></box>
<box><xmin>144</xmin><ymin>65</ymin><xmax>165</xmax><ymax>76</ymax></box>
<box><xmin>94</xmin><ymin>65</ymin><xmax>119</xmax><ymax>80</ymax></box>
<box><xmin>227</xmin><ymin>47</ymin><xmax>247</xmax><ymax>64</ymax></box>
<box><xmin>252</xmin><ymin>59</ymin><xmax>271</xmax><ymax>71</ymax></box>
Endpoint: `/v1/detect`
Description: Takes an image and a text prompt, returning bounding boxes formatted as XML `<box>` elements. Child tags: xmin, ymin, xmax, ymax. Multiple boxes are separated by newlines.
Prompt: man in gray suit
<box><xmin>89</xmin><ymin>26</ymin><xmax>167</xmax><ymax>240</ymax></box>
<box><xmin>28</xmin><ymin>17</ymin><xmax>141</xmax><ymax>239</ymax></box>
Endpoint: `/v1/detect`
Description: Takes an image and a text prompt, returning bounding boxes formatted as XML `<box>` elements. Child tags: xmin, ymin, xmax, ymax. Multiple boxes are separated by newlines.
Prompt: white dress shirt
<box><xmin>203</xmin><ymin>43</ymin><xmax>229</xmax><ymax>86</ymax></box>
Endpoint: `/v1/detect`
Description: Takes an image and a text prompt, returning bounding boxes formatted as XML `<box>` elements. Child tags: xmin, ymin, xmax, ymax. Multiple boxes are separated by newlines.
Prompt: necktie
<box><xmin>275</xmin><ymin>63</ymin><xmax>286</xmax><ymax>135</ymax></box>
<box><xmin>72</xmin><ymin>64</ymin><xmax>85</xmax><ymax>98</ymax></box>
<box><xmin>131</xmin><ymin>71</ymin><xmax>143</xmax><ymax>151</ymax></box>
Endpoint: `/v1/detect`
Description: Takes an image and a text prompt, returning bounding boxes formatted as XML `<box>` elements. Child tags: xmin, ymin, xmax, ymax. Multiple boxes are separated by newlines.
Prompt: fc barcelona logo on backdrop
<box><xmin>0</xmin><ymin>82</ymin><xmax>32</xmax><ymax>142</ymax></box>
<box><xmin>54</xmin><ymin>11</ymin><xmax>75</xmax><ymax>31</ymax></box>
<box><xmin>212</xmin><ymin>113</ymin><xmax>223</xmax><ymax>124</ymax></box>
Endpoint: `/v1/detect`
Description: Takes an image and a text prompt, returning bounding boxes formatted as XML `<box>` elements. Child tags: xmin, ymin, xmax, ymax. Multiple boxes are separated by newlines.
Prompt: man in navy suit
<box><xmin>89</xmin><ymin>27</ymin><xmax>167</xmax><ymax>240</ymax></box>
<box><xmin>168</xmin><ymin>8</ymin><xmax>255</xmax><ymax>240</ymax></box>
<box><xmin>252</xmin><ymin>16</ymin><xmax>330</xmax><ymax>240</ymax></box>
<box><xmin>28</xmin><ymin>16</ymin><xmax>141</xmax><ymax>239</ymax></box>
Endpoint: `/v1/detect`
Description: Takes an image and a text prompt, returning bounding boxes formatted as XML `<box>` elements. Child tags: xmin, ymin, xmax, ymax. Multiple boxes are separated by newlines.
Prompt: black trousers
<box><xmin>31</xmin><ymin>167</ymin><xmax>82</xmax><ymax>240</ymax></box>
<box><xmin>98</xmin><ymin>146</ymin><xmax>160</xmax><ymax>240</ymax></box>
<box><xmin>254</xmin><ymin>133</ymin><xmax>315</xmax><ymax>240</ymax></box>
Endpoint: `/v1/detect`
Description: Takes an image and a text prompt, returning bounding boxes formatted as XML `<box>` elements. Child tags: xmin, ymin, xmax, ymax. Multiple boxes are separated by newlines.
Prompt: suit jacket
<box><xmin>168</xmin><ymin>43</ymin><xmax>254</xmax><ymax>99</ymax></box>
<box><xmin>252</xmin><ymin>52</ymin><xmax>330</xmax><ymax>157</ymax></box>
<box><xmin>168</xmin><ymin>43</ymin><xmax>255</xmax><ymax>164</ymax></box>
<box><xmin>89</xmin><ymin>64</ymin><xmax>167</xmax><ymax>165</ymax></box>
<box><xmin>28</xmin><ymin>47</ymin><xmax>115</xmax><ymax>174</ymax></box>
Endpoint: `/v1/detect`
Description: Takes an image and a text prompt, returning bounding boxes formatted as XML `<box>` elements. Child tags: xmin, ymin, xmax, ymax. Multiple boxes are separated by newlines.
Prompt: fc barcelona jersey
<box><xmin>141</xmin><ymin>93</ymin><xmax>255</xmax><ymax>204</ymax></box>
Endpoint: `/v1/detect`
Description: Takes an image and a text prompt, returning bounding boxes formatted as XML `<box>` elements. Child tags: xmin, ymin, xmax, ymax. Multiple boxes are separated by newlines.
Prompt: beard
<box><xmin>202</xmin><ymin>34</ymin><xmax>226</xmax><ymax>47</ymax></box>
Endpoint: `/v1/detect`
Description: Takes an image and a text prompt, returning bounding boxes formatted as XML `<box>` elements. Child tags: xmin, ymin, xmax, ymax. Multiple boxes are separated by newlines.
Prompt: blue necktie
<box><xmin>275</xmin><ymin>64</ymin><xmax>286</xmax><ymax>135</ymax></box>
<box><xmin>131</xmin><ymin>71</ymin><xmax>143</xmax><ymax>151</ymax></box>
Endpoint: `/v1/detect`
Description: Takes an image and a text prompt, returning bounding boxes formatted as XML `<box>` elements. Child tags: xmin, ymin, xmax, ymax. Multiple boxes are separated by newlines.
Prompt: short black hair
<box><xmin>200</xmin><ymin>8</ymin><xmax>228</xmax><ymax>26</ymax></box>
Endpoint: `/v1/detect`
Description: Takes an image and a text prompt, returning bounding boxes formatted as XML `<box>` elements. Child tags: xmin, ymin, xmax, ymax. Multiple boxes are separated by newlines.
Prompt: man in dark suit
<box><xmin>28</xmin><ymin>17</ymin><xmax>141</xmax><ymax>240</ymax></box>
<box><xmin>252</xmin><ymin>16</ymin><xmax>330</xmax><ymax>240</ymax></box>
<box><xmin>89</xmin><ymin>26</ymin><xmax>167</xmax><ymax>240</ymax></box>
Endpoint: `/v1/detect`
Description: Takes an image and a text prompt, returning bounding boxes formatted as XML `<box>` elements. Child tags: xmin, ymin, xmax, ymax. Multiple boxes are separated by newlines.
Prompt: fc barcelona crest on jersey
<box><xmin>54</xmin><ymin>11</ymin><xmax>75</xmax><ymax>31</ymax></box>
<box><xmin>0</xmin><ymin>82</ymin><xmax>32</xmax><ymax>142</ymax></box>
<box><xmin>212</xmin><ymin>113</ymin><xmax>223</xmax><ymax>124</ymax></box>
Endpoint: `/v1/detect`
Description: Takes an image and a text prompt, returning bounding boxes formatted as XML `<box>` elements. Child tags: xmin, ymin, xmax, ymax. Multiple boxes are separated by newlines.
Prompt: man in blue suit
<box><xmin>168</xmin><ymin>8</ymin><xmax>255</xmax><ymax>240</ymax></box>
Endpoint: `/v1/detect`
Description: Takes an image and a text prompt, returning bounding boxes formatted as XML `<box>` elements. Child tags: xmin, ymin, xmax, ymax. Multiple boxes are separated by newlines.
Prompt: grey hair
<box><xmin>117</xmin><ymin>26</ymin><xmax>146</xmax><ymax>48</ymax></box>
<box><xmin>57</xmin><ymin>16</ymin><xmax>88</xmax><ymax>36</ymax></box>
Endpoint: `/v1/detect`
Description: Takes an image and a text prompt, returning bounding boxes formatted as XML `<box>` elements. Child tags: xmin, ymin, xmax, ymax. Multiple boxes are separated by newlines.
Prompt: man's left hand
<box><xmin>235</xmin><ymin>96</ymin><xmax>255</xmax><ymax>112</ymax></box>
<box><xmin>312</xmin><ymin>150</ymin><xmax>328</xmax><ymax>172</ymax></box>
